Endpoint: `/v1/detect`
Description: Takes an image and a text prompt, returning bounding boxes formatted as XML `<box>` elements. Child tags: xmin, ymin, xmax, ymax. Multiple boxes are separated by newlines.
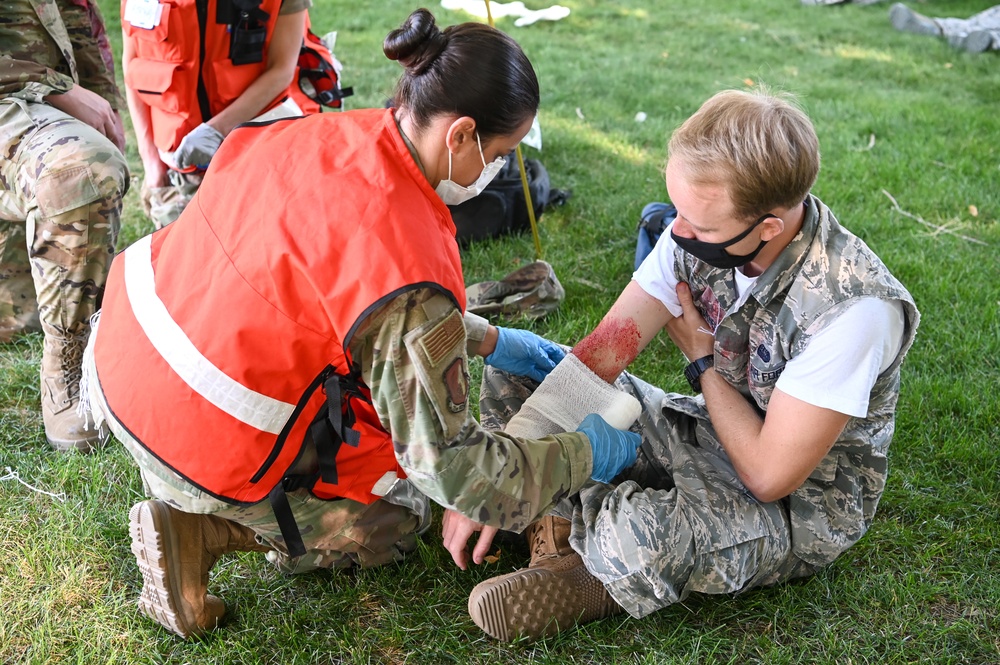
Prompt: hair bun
<box><xmin>383</xmin><ymin>8</ymin><xmax>449</xmax><ymax>75</ymax></box>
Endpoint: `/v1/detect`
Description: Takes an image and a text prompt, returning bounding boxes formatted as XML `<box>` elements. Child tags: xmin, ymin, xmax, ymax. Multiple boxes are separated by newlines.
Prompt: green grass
<box><xmin>2</xmin><ymin>0</ymin><xmax>998</xmax><ymax>662</ymax></box>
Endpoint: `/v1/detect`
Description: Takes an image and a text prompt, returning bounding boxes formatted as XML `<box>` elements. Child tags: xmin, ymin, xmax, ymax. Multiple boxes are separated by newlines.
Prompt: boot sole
<box><xmin>129</xmin><ymin>501</ymin><xmax>208</xmax><ymax>638</ymax></box>
<box><xmin>46</xmin><ymin>435</ymin><xmax>100</xmax><ymax>453</ymax></box>
<box><xmin>468</xmin><ymin>564</ymin><xmax>622</xmax><ymax>642</ymax></box>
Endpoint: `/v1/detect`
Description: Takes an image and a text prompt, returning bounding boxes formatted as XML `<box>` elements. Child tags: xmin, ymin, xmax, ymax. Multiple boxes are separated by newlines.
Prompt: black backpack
<box><xmin>449</xmin><ymin>152</ymin><xmax>570</xmax><ymax>246</ymax></box>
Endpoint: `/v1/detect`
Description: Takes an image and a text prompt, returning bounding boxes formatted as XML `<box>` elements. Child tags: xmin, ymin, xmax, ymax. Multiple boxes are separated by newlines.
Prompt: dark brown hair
<box><xmin>384</xmin><ymin>8</ymin><xmax>539</xmax><ymax>139</ymax></box>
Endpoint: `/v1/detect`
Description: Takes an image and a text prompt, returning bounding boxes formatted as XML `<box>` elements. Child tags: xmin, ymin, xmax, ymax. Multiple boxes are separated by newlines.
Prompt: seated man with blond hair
<box><xmin>444</xmin><ymin>88</ymin><xmax>921</xmax><ymax>642</ymax></box>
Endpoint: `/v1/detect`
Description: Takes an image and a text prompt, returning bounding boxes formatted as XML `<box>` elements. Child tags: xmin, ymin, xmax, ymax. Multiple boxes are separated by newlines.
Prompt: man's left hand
<box><xmin>665</xmin><ymin>282</ymin><xmax>715</xmax><ymax>361</ymax></box>
<box><xmin>441</xmin><ymin>509</ymin><xmax>499</xmax><ymax>570</ymax></box>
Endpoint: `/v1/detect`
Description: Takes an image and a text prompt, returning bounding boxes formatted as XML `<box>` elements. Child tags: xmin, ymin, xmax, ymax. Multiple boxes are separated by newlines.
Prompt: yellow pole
<box><xmin>483</xmin><ymin>0</ymin><xmax>543</xmax><ymax>260</ymax></box>
<box><xmin>516</xmin><ymin>146</ymin><xmax>543</xmax><ymax>259</ymax></box>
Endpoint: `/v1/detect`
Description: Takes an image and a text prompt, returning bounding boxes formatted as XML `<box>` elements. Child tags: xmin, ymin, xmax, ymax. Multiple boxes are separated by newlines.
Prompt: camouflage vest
<box><xmin>674</xmin><ymin>195</ymin><xmax>920</xmax><ymax>568</ymax></box>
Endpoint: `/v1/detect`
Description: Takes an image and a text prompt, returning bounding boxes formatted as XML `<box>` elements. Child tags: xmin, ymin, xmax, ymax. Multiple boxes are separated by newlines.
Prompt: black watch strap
<box><xmin>684</xmin><ymin>355</ymin><xmax>715</xmax><ymax>393</ymax></box>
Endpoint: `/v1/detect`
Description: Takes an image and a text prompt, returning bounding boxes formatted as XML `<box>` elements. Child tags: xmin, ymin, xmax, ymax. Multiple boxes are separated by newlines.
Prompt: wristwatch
<box><xmin>684</xmin><ymin>355</ymin><xmax>715</xmax><ymax>393</ymax></box>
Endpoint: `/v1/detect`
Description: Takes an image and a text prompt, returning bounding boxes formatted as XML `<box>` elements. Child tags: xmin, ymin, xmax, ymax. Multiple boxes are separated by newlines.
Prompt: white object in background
<box><xmin>514</xmin><ymin>4</ymin><xmax>570</xmax><ymax>26</ymax></box>
<box><xmin>635</xmin><ymin>111</ymin><xmax>648</xmax><ymax>122</ymax></box>
<box><xmin>124</xmin><ymin>0</ymin><xmax>163</xmax><ymax>29</ymax></box>
<box><xmin>440</xmin><ymin>0</ymin><xmax>570</xmax><ymax>26</ymax></box>
<box><xmin>441</xmin><ymin>0</ymin><xmax>527</xmax><ymax>19</ymax></box>
<box><xmin>521</xmin><ymin>115</ymin><xmax>542</xmax><ymax>151</ymax></box>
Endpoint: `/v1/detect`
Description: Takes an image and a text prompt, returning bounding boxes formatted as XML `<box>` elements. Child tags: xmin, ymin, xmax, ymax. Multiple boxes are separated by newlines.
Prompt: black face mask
<box><xmin>670</xmin><ymin>213</ymin><xmax>775</xmax><ymax>269</ymax></box>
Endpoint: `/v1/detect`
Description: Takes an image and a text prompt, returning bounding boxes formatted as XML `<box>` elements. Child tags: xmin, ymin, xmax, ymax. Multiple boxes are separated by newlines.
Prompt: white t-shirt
<box><xmin>633</xmin><ymin>223</ymin><xmax>904</xmax><ymax>418</ymax></box>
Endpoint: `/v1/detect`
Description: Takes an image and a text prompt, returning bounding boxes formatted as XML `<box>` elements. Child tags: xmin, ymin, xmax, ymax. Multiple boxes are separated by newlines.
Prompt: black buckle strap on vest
<box><xmin>262</xmin><ymin>365</ymin><xmax>370</xmax><ymax>560</ymax></box>
<box><xmin>313</xmin><ymin>370</ymin><xmax>367</xmax><ymax>485</ymax></box>
<box><xmin>272</xmin><ymin>460</ymin><xmax>359</xmax><ymax>559</ymax></box>
<box><xmin>268</xmin><ymin>472</ymin><xmax>316</xmax><ymax>559</ymax></box>
<box><xmin>250</xmin><ymin>364</ymin><xmax>335</xmax><ymax>484</ymax></box>
<box><xmin>311</xmin><ymin>417</ymin><xmax>341</xmax><ymax>486</ymax></box>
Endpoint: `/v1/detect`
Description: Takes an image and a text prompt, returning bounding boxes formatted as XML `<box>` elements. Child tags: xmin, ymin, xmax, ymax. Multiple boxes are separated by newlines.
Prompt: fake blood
<box><xmin>572</xmin><ymin>317</ymin><xmax>642</xmax><ymax>383</ymax></box>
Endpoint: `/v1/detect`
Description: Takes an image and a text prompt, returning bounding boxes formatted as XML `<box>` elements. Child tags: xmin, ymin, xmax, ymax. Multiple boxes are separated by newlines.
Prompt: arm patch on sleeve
<box><xmin>404</xmin><ymin>309</ymin><xmax>471</xmax><ymax>421</ymax></box>
<box><xmin>442</xmin><ymin>357</ymin><xmax>469</xmax><ymax>413</ymax></box>
<box><xmin>419</xmin><ymin>310</ymin><xmax>465</xmax><ymax>366</ymax></box>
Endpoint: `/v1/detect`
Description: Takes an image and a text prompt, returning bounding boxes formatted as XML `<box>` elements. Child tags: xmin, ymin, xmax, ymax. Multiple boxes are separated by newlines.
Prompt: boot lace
<box><xmin>529</xmin><ymin>520</ymin><xmax>560</xmax><ymax>562</ymax></box>
<box><xmin>60</xmin><ymin>335</ymin><xmax>87</xmax><ymax>402</ymax></box>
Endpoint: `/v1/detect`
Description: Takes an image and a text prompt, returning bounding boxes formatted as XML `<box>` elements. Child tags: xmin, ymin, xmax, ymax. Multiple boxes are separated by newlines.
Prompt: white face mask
<box><xmin>435</xmin><ymin>132</ymin><xmax>506</xmax><ymax>206</ymax></box>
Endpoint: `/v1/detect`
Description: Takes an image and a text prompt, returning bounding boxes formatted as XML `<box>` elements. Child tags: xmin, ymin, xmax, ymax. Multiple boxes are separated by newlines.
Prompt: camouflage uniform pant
<box><xmin>935</xmin><ymin>5</ymin><xmax>1000</xmax><ymax>49</ymax></box>
<box><xmin>480</xmin><ymin>366</ymin><xmax>819</xmax><ymax>619</ymax></box>
<box><xmin>80</xmin><ymin>332</ymin><xmax>430</xmax><ymax>574</ymax></box>
<box><xmin>0</xmin><ymin>99</ymin><xmax>126</xmax><ymax>341</ymax></box>
<box><xmin>140</xmin><ymin>170</ymin><xmax>201</xmax><ymax>230</ymax></box>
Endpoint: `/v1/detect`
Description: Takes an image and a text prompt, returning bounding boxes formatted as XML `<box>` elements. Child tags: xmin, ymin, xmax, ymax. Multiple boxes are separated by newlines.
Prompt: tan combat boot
<box><xmin>468</xmin><ymin>515</ymin><xmax>624</xmax><ymax>641</ymax></box>
<box><xmin>129</xmin><ymin>500</ymin><xmax>271</xmax><ymax>639</ymax></box>
<box><xmin>40</xmin><ymin>329</ymin><xmax>98</xmax><ymax>452</ymax></box>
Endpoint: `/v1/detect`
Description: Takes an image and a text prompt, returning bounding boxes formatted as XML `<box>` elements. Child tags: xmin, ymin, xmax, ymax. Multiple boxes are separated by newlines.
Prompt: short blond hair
<box><xmin>667</xmin><ymin>88</ymin><xmax>820</xmax><ymax>221</ymax></box>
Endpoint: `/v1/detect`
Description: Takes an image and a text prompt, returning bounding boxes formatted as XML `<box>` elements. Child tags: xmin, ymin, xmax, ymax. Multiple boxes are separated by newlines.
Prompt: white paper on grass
<box><xmin>521</xmin><ymin>115</ymin><xmax>542</xmax><ymax>151</ymax></box>
<box><xmin>440</xmin><ymin>0</ymin><xmax>570</xmax><ymax>26</ymax></box>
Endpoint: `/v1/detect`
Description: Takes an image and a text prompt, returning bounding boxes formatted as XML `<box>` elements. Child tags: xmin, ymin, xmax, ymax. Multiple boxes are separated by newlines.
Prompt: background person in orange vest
<box><xmin>84</xmin><ymin>8</ymin><xmax>640</xmax><ymax>639</ymax></box>
<box><xmin>121</xmin><ymin>0</ymin><xmax>308</xmax><ymax>229</ymax></box>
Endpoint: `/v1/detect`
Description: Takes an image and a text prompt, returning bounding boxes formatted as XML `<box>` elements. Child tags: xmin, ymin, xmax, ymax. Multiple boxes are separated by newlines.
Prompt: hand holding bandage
<box><xmin>576</xmin><ymin>413</ymin><xmax>640</xmax><ymax>483</ymax></box>
<box><xmin>444</xmin><ymin>353</ymin><xmax>641</xmax><ymax>569</ymax></box>
<box><xmin>504</xmin><ymin>352</ymin><xmax>642</xmax><ymax>482</ymax></box>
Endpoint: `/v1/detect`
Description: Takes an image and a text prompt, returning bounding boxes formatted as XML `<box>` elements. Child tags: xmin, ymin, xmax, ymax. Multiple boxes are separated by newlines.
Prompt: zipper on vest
<box><xmin>250</xmin><ymin>364</ymin><xmax>335</xmax><ymax>483</ymax></box>
<box><xmin>194</xmin><ymin>0</ymin><xmax>212</xmax><ymax>122</ymax></box>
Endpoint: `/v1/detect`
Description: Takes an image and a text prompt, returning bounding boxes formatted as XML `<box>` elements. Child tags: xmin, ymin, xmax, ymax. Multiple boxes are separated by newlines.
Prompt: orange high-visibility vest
<box><xmin>121</xmin><ymin>0</ymin><xmax>286</xmax><ymax>153</ymax></box>
<box><xmin>94</xmin><ymin>108</ymin><xmax>466</xmax><ymax>553</ymax></box>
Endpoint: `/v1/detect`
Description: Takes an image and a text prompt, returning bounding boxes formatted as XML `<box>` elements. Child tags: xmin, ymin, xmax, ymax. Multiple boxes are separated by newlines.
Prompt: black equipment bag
<box><xmin>448</xmin><ymin>152</ymin><xmax>570</xmax><ymax>246</ymax></box>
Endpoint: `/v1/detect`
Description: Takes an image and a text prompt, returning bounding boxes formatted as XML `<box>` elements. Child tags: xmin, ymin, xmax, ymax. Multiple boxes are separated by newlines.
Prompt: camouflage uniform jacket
<box><xmin>350</xmin><ymin>290</ymin><xmax>593</xmax><ymax>533</ymax></box>
<box><xmin>0</xmin><ymin>0</ymin><xmax>122</xmax><ymax>109</ymax></box>
<box><xmin>674</xmin><ymin>194</ymin><xmax>920</xmax><ymax>568</ymax></box>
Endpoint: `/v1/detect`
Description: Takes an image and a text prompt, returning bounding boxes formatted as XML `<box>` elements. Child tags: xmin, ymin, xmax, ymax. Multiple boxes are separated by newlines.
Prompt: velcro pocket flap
<box><xmin>125</xmin><ymin>59</ymin><xmax>181</xmax><ymax>111</ymax></box>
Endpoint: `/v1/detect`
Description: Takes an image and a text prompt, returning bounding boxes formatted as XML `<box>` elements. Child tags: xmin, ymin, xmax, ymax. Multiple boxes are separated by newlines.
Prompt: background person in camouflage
<box><xmin>890</xmin><ymin>3</ymin><xmax>1000</xmax><ymax>52</ymax></box>
<box><xmin>82</xmin><ymin>8</ymin><xmax>638</xmax><ymax>640</ymax></box>
<box><xmin>446</xmin><ymin>89</ymin><xmax>920</xmax><ymax>642</ymax></box>
<box><xmin>0</xmin><ymin>0</ymin><xmax>128</xmax><ymax>451</ymax></box>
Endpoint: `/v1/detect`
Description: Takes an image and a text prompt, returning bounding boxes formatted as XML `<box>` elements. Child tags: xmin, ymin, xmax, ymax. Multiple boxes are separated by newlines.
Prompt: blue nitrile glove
<box><xmin>174</xmin><ymin>122</ymin><xmax>224</xmax><ymax>170</ymax></box>
<box><xmin>576</xmin><ymin>413</ymin><xmax>640</xmax><ymax>483</ymax></box>
<box><xmin>484</xmin><ymin>326</ymin><xmax>566</xmax><ymax>383</ymax></box>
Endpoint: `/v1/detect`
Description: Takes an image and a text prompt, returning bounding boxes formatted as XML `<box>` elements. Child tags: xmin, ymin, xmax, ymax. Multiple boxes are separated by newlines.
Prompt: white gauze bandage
<box><xmin>503</xmin><ymin>352</ymin><xmax>642</xmax><ymax>439</ymax></box>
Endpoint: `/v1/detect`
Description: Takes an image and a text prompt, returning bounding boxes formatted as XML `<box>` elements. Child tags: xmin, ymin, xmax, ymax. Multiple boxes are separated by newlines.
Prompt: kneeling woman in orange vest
<box><xmin>121</xmin><ymin>0</ymin><xmax>309</xmax><ymax>229</ymax></box>
<box><xmin>84</xmin><ymin>8</ymin><xmax>640</xmax><ymax>639</ymax></box>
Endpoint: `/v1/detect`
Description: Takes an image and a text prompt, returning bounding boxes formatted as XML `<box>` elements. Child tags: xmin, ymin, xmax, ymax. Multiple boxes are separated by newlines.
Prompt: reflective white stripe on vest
<box><xmin>123</xmin><ymin>234</ymin><xmax>294</xmax><ymax>434</ymax></box>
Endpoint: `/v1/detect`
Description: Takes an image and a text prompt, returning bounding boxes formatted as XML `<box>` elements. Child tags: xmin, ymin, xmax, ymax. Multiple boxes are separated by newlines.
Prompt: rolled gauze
<box><xmin>503</xmin><ymin>352</ymin><xmax>642</xmax><ymax>439</ymax></box>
